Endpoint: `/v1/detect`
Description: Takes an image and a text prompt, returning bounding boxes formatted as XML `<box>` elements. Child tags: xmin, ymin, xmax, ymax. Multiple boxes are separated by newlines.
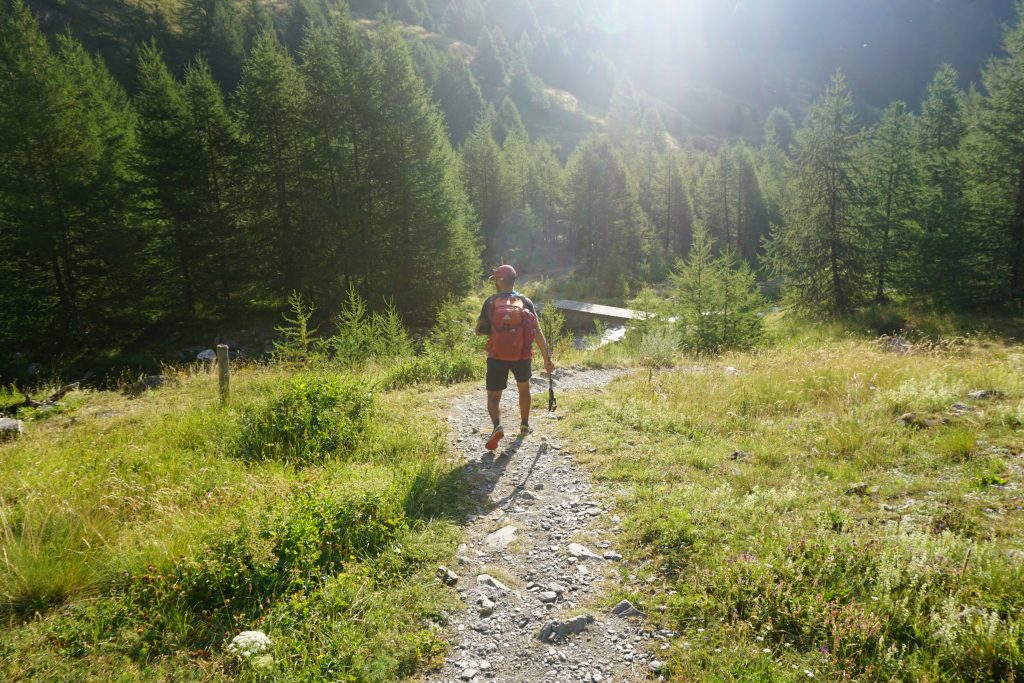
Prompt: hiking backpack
<box><xmin>487</xmin><ymin>294</ymin><xmax>527</xmax><ymax>361</ymax></box>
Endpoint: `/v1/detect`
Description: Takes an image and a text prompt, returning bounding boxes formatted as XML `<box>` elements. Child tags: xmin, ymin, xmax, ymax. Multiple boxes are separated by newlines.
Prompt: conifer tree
<box><xmin>0</xmin><ymin>3</ymin><xmax>138</xmax><ymax>344</ymax></box>
<box><xmin>461</xmin><ymin>114</ymin><xmax>511</xmax><ymax>261</ymax></box>
<box><xmin>442</xmin><ymin>0</ymin><xmax>485</xmax><ymax>43</ymax></box>
<box><xmin>54</xmin><ymin>34</ymin><xmax>141</xmax><ymax>335</ymax></box>
<box><xmin>367</xmin><ymin>21</ymin><xmax>478</xmax><ymax>317</ymax></box>
<box><xmin>184</xmin><ymin>58</ymin><xmax>242</xmax><ymax>306</ymax></box>
<box><xmin>472</xmin><ymin>28</ymin><xmax>508</xmax><ymax>99</ymax></box>
<box><xmin>524</xmin><ymin>139</ymin><xmax>564</xmax><ymax>254</ymax></box>
<box><xmin>862</xmin><ymin>101</ymin><xmax>918</xmax><ymax>303</ymax></box>
<box><xmin>912</xmin><ymin>65</ymin><xmax>973</xmax><ymax>305</ymax></box>
<box><xmin>698</xmin><ymin>142</ymin><xmax>767</xmax><ymax>262</ymax></box>
<box><xmin>965</xmin><ymin>1</ymin><xmax>1024</xmax><ymax>304</ymax></box>
<box><xmin>300</xmin><ymin>27</ymin><xmax>352</xmax><ymax>302</ymax></box>
<box><xmin>181</xmin><ymin>0</ymin><xmax>244</xmax><ymax>88</ymax></box>
<box><xmin>672</xmin><ymin>225</ymin><xmax>764</xmax><ymax>353</ymax></box>
<box><xmin>768</xmin><ymin>72</ymin><xmax>865</xmax><ymax>316</ymax></box>
<box><xmin>564</xmin><ymin>135</ymin><xmax>650</xmax><ymax>294</ymax></box>
<box><xmin>135</xmin><ymin>43</ymin><xmax>205</xmax><ymax>316</ymax></box>
<box><xmin>651</xmin><ymin>151</ymin><xmax>693</xmax><ymax>261</ymax></box>
<box><xmin>242</xmin><ymin>0</ymin><xmax>274</xmax><ymax>52</ymax></box>
<box><xmin>235</xmin><ymin>30</ymin><xmax>312</xmax><ymax>295</ymax></box>
<box><xmin>326</xmin><ymin>13</ymin><xmax>378</xmax><ymax>294</ymax></box>
<box><xmin>493</xmin><ymin>96</ymin><xmax>526</xmax><ymax>145</ymax></box>
<box><xmin>764</xmin><ymin>107</ymin><xmax>796</xmax><ymax>155</ymax></box>
<box><xmin>431</xmin><ymin>49</ymin><xmax>484</xmax><ymax>146</ymax></box>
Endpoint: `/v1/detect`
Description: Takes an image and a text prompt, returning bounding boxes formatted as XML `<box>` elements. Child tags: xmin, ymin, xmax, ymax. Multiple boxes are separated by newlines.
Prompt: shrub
<box><xmin>673</xmin><ymin>226</ymin><xmax>765</xmax><ymax>354</ymax></box>
<box><xmin>324</xmin><ymin>285</ymin><xmax>413</xmax><ymax>364</ymax></box>
<box><xmin>125</xmin><ymin>484</ymin><xmax>409</xmax><ymax>652</ymax></box>
<box><xmin>383</xmin><ymin>348</ymin><xmax>480</xmax><ymax>390</ymax></box>
<box><xmin>382</xmin><ymin>296</ymin><xmax>484</xmax><ymax>389</ymax></box>
<box><xmin>234</xmin><ymin>373</ymin><xmax>375</xmax><ymax>465</ymax></box>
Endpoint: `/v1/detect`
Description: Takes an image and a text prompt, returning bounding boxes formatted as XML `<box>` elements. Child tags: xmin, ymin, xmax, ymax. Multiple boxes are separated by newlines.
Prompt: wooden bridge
<box><xmin>550</xmin><ymin>300</ymin><xmax>652</xmax><ymax>329</ymax></box>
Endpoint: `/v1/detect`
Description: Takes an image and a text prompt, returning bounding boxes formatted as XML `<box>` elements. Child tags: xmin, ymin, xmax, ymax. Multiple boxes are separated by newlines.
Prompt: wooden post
<box><xmin>216</xmin><ymin>344</ymin><xmax>230</xmax><ymax>403</ymax></box>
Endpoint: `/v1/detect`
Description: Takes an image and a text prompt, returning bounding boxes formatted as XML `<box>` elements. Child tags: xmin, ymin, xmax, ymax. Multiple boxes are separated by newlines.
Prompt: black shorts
<box><xmin>486</xmin><ymin>358</ymin><xmax>532</xmax><ymax>391</ymax></box>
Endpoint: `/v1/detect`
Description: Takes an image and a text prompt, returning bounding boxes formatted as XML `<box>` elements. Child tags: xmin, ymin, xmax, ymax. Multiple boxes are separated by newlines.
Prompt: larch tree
<box><xmin>965</xmin><ymin>1</ymin><xmax>1024</xmax><ymax>304</ymax></box>
<box><xmin>461</xmin><ymin>114</ymin><xmax>512</xmax><ymax>262</ymax></box>
<box><xmin>367</xmin><ymin>21</ymin><xmax>478</xmax><ymax>318</ymax></box>
<box><xmin>180</xmin><ymin>0</ymin><xmax>245</xmax><ymax>89</ymax></box>
<box><xmin>183</xmin><ymin>57</ymin><xmax>242</xmax><ymax>308</ymax></box>
<box><xmin>651</xmin><ymin>150</ymin><xmax>693</xmax><ymax>263</ymax></box>
<box><xmin>135</xmin><ymin>43</ymin><xmax>204</xmax><ymax>316</ymax></box>
<box><xmin>564</xmin><ymin>135</ymin><xmax>650</xmax><ymax>295</ymax></box>
<box><xmin>862</xmin><ymin>100</ymin><xmax>919</xmax><ymax>303</ymax></box>
<box><xmin>768</xmin><ymin>72</ymin><xmax>865</xmax><ymax>316</ymax></box>
<box><xmin>911</xmin><ymin>65</ymin><xmax>973</xmax><ymax>305</ymax></box>
<box><xmin>235</xmin><ymin>30</ymin><xmax>312</xmax><ymax>296</ymax></box>
<box><xmin>0</xmin><ymin>3</ymin><xmax>137</xmax><ymax>344</ymax></box>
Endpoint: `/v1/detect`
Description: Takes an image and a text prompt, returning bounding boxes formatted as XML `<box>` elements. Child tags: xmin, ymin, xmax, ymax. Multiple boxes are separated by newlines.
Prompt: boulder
<box><xmin>0</xmin><ymin>418</ymin><xmax>25</xmax><ymax>441</ymax></box>
<box><xmin>611</xmin><ymin>599</ymin><xmax>645</xmax><ymax>618</ymax></box>
<box><xmin>537</xmin><ymin>614</ymin><xmax>595</xmax><ymax>642</ymax></box>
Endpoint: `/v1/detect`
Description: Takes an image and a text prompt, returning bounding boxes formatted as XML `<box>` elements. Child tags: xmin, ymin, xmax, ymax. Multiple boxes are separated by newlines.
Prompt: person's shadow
<box><xmin>405</xmin><ymin>425</ymin><xmax>551</xmax><ymax>524</ymax></box>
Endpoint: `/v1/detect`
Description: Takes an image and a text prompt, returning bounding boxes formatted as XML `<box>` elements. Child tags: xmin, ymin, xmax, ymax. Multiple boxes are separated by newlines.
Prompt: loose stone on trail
<box><xmin>568</xmin><ymin>542</ymin><xmax>604</xmax><ymax>560</ymax></box>
<box><xmin>484</xmin><ymin>525</ymin><xmax>519</xmax><ymax>550</ymax></box>
<box><xmin>476</xmin><ymin>574</ymin><xmax>510</xmax><ymax>592</ymax></box>
<box><xmin>611</xmin><ymin>599</ymin><xmax>645</xmax><ymax>618</ymax></box>
<box><xmin>437</xmin><ymin>566</ymin><xmax>460</xmax><ymax>586</ymax></box>
<box><xmin>434</xmin><ymin>369</ymin><xmax>639</xmax><ymax>682</ymax></box>
<box><xmin>538</xmin><ymin>614</ymin><xmax>596</xmax><ymax>643</ymax></box>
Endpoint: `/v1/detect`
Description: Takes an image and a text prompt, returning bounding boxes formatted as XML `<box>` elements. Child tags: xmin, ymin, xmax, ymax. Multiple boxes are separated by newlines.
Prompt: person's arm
<box><xmin>533</xmin><ymin>326</ymin><xmax>555</xmax><ymax>375</ymax></box>
<box><xmin>475</xmin><ymin>298</ymin><xmax>490</xmax><ymax>336</ymax></box>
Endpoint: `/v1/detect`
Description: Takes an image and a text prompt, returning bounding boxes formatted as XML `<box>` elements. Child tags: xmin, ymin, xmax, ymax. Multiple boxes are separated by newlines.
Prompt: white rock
<box><xmin>484</xmin><ymin>525</ymin><xmax>519</xmax><ymax>551</ymax></box>
<box><xmin>568</xmin><ymin>543</ymin><xmax>604</xmax><ymax>561</ymax></box>
<box><xmin>196</xmin><ymin>349</ymin><xmax>217</xmax><ymax>361</ymax></box>
<box><xmin>476</xmin><ymin>574</ymin><xmax>510</xmax><ymax>591</ymax></box>
<box><xmin>0</xmin><ymin>418</ymin><xmax>25</xmax><ymax>441</ymax></box>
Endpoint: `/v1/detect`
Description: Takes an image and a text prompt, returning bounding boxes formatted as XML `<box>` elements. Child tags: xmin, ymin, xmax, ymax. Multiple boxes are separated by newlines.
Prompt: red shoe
<box><xmin>485</xmin><ymin>425</ymin><xmax>504</xmax><ymax>451</ymax></box>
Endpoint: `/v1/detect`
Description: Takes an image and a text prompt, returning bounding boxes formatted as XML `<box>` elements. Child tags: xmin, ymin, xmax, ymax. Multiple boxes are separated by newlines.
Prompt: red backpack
<box><xmin>487</xmin><ymin>294</ymin><xmax>526</xmax><ymax>361</ymax></box>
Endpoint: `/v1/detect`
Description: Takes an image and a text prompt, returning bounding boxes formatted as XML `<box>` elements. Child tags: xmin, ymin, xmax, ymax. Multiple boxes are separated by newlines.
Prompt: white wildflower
<box><xmin>227</xmin><ymin>631</ymin><xmax>272</xmax><ymax>658</ymax></box>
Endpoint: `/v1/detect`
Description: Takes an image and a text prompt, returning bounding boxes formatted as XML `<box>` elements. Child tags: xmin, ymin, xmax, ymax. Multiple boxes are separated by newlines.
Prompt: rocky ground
<box><xmin>428</xmin><ymin>368</ymin><xmax>669</xmax><ymax>683</ymax></box>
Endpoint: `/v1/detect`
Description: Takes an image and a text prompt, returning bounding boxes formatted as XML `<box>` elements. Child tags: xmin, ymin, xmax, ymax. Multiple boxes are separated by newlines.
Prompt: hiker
<box><xmin>475</xmin><ymin>265</ymin><xmax>555</xmax><ymax>451</ymax></box>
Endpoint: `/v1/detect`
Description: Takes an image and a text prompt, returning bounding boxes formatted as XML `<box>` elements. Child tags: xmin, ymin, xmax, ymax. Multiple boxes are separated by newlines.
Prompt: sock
<box><xmin>492</xmin><ymin>418</ymin><xmax>501</xmax><ymax>429</ymax></box>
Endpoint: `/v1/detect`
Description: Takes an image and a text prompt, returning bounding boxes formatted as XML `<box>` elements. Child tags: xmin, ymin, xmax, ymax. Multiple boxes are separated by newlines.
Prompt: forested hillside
<box><xmin>2</xmin><ymin>0</ymin><xmax>1024</xmax><ymax>380</ymax></box>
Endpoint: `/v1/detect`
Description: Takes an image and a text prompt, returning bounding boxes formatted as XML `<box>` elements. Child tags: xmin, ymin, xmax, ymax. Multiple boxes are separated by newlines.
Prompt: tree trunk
<box><xmin>1011</xmin><ymin>167</ymin><xmax>1024</xmax><ymax>299</ymax></box>
<box><xmin>876</xmin><ymin>173</ymin><xmax>895</xmax><ymax>304</ymax></box>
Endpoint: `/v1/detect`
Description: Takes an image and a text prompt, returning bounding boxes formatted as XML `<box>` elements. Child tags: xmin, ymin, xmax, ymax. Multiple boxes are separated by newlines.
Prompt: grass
<box><xmin>557</xmin><ymin>334</ymin><xmax>1024</xmax><ymax>681</ymax></box>
<box><xmin>0</xmin><ymin>358</ymin><xmax>472</xmax><ymax>681</ymax></box>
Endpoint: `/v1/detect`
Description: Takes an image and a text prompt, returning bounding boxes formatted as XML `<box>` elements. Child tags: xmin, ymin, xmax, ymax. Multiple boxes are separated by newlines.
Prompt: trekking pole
<box><xmin>545</xmin><ymin>310</ymin><xmax>557</xmax><ymax>412</ymax></box>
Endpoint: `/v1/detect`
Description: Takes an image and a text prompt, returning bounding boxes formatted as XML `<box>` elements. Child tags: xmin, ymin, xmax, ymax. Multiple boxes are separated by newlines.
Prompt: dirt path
<box><xmin>428</xmin><ymin>368</ymin><xmax>664</xmax><ymax>683</ymax></box>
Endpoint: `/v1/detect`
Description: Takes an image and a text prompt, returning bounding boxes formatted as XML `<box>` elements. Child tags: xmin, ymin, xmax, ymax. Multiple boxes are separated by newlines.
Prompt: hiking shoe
<box><xmin>519</xmin><ymin>423</ymin><xmax>532</xmax><ymax>436</ymax></box>
<box><xmin>485</xmin><ymin>425</ymin><xmax>504</xmax><ymax>451</ymax></box>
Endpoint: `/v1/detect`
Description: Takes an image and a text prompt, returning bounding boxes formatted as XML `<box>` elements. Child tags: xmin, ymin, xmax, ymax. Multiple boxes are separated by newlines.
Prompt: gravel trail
<box><xmin>428</xmin><ymin>368</ymin><xmax>665</xmax><ymax>683</ymax></box>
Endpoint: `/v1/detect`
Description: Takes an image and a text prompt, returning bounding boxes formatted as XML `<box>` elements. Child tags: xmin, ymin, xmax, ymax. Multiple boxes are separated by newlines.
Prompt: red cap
<box><xmin>490</xmin><ymin>264</ymin><xmax>517</xmax><ymax>281</ymax></box>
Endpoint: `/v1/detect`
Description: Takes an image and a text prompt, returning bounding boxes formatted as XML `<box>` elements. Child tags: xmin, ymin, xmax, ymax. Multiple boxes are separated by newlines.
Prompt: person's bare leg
<box><xmin>485</xmin><ymin>390</ymin><xmax>505</xmax><ymax>450</ymax></box>
<box><xmin>517</xmin><ymin>381</ymin><xmax>531</xmax><ymax>429</ymax></box>
<box><xmin>487</xmin><ymin>390</ymin><xmax>502</xmax><ymax>426</ymax></box>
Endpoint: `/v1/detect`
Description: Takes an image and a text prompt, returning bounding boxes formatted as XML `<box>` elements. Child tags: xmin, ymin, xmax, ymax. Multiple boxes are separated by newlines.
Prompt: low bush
<box><xmin>233</xmin><ymin>373</ymin><xmax>375</xmax><ymax>465</ymax></box>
